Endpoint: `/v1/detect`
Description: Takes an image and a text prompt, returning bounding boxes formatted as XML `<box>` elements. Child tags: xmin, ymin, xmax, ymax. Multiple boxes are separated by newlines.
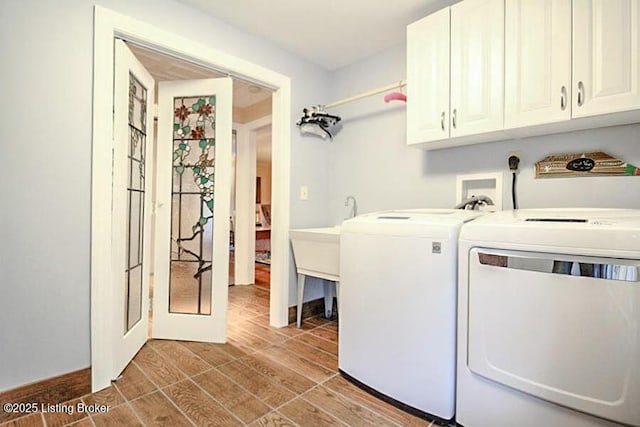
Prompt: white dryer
<box><xmin>339</xmin><ymin>209</ymin><xmax>482</xmax><ymax>422</ymax></box>
<box><xmin>457</xmin><ymin>209</ymin><xmax>640</xmax><ymax>427</ymax></box>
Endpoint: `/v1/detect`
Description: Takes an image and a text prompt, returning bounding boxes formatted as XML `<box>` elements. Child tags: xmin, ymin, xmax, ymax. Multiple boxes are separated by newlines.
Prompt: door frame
<box><xmin>234</xmin><ymin>115</ymin><xmax>273</xmax><ymax>286</ymax></box>
<box><xmin>91</xmin><ymin>6</ymin><xmax>292</xmax><ymax>392</ymax></box>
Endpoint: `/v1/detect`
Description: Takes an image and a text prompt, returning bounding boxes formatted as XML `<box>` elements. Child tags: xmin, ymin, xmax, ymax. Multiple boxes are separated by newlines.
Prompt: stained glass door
<box><xmin>153</xmin><ymin>78</ymin><xmax>232</xmax><ymax>342</ymax></box>
<box><xmin>112</xmin><ymin>40</ymin><xmax>154</xmax><ymax>377</ymax></box>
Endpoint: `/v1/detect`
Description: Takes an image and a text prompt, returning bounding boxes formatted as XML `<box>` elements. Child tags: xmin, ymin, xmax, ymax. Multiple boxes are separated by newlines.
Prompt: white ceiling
<box><xmin>174</xmin><ymin>0</ymin><xmax>458</xmax><ymax>70</ymax></box>
<box><xmin>128</xmin><ymin>43</ymin><xmax>272</xmax><ymax>108</ymax></box>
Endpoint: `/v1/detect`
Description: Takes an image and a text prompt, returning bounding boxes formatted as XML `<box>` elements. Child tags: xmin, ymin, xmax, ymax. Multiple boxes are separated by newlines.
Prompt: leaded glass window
<box><xmin>169</xmin><ymin>95</ymin><xmax>216</xmax><ymax>315</ymax></box>
<box><xmin>125</xmin><ymin>74</ymin><xmax>147</xmax><ymax>331</ymax></box>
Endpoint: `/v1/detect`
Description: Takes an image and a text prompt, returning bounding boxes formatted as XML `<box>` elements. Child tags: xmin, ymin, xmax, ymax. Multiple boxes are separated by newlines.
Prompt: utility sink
<box><xmin>290</xmin><ymin>226</ymin><xmax>341</xmax><ymax>327</ymax></box>
<box><xmin>289</xmin><ymin>226</ymin><xmax>340</xmax><ymax>281</ymax></box>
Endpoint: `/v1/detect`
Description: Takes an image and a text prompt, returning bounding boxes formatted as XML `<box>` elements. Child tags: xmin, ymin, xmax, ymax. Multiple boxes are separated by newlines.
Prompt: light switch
<box><xmin>300</xmin><ymin>185</ymin><xmax>309</xmax><ymax>200</ymax></box>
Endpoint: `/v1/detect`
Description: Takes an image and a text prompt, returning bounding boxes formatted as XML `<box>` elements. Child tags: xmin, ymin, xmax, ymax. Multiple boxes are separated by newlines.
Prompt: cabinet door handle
<box><xmin>560</xmin><ymin>86</ymin><xmax>567</xmax><ymax>111</ymax></box>
<box><xmin>441</xmin><ymin>112</ymin><xmax>446</xmax><ymax>131</ymax></box>
<box><xmin>577</xmin><ymin>81</ymin><xmax>585</xmax><ymax>107</ymax></box>
<box><xmin>452</xmin><ymin>109</ymin><xmax>457</xmax><ymax>129</ymax></box>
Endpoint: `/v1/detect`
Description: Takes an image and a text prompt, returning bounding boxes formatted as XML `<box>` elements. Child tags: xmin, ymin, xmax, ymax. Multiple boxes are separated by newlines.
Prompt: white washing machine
<box><xmin>339</xmin><ymin>209</ymin><xmax>482</xmax><ymax>422</ymax></box>
<box><xmin>457</xmin><ymin>209</ymin><xmax>640</xmax><ymax>427</ymax></box>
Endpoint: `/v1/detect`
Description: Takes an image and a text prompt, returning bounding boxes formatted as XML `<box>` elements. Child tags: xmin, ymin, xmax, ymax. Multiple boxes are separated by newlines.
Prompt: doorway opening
<box><xmin>125</xmin><ymin>42</ymin><xmax>275</xmax><ymax>330</ymax></box>
<box><xmin>91</xmin><ymin>5</ymin><xmax>291</xmax><ymax>392</ymax></box>
<box><xmin>254</xmin><ymin>125</ymin><xmax>272</xmax><ymax>291</ymax></box>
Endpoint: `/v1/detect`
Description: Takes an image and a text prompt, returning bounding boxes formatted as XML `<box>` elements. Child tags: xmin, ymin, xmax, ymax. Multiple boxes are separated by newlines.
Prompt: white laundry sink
<box><xmin>290</xmin><ymin>226</ymin><xmax>340</xmax><ymax>280</ymax></box>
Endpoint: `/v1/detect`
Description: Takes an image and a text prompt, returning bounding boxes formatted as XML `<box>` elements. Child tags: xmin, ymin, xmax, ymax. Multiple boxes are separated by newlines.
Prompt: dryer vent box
<box><xmin>456</xmin><ymin>173</ymin><xmax>503</xmax><ymax>211</ymax></box>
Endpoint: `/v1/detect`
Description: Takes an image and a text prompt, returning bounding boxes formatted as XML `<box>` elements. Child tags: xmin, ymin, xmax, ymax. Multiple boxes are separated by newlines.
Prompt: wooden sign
<box><xmin>535</xmin><ymin>151</ymin><xmax>639</xmax><ymax>178</ymax></box>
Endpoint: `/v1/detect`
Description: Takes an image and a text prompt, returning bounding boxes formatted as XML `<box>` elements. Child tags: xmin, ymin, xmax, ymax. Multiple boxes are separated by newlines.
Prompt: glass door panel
<box><xmin>169</xmin><ymin>95</ymin><xmax>216</xmax><ymax>315</ymax></box>
<box><xmin>153</xmin><ymin>78</ymin><xmax>232</xmax><ymax>342</ymax></box>
<box><xmin>112</xmin><ymin>40</ymin><xmax>154</xmax><ymax>379</ymax></box>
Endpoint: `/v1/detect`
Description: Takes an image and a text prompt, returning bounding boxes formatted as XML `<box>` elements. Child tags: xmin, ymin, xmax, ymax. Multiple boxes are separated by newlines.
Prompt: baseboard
<box><xmin>0</xmin><ymin>367</ymin><xmax>91</xmax><ymax>423</ymax></box>
<box><xmin>339</xmin><ymin>369</ymin><xmax>457</xmax><ymax>427</ymax></box>
<box><xmin>287</xmin><ymin>297</ymin><xmax>337</xmax><ymax>324</ymax></box>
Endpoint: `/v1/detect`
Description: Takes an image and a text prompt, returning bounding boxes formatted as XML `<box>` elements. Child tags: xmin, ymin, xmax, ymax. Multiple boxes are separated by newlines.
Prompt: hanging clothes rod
<box><xmin>324</xmin><ymin>80</ymin><xmax>406</xmax><ymax>109</ymax></box>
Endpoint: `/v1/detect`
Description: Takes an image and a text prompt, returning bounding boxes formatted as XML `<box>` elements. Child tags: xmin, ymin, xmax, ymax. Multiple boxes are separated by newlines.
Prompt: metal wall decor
<box><xmin>170</xmin><ymin>95</ymin><xmax>217</xmax><ymax>315</ymax></box>
<box><xmin>535</xmin><ymin>151</ymin><xmax>640</xmax><ymax>178</ymax></box>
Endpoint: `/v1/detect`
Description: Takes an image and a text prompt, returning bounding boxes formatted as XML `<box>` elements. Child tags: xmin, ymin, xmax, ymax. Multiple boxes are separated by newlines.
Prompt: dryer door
<box><xmin>467</xmin><ymin>248</ymin><xmax>640</xmax><ymax>426</ymax></box>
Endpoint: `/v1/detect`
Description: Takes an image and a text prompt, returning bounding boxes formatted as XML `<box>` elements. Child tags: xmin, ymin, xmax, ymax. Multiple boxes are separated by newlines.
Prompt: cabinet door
<box><xmin>450</xmin><ymin>0</ymin><xmax>504</xmax><ymax>138</ymax></box>
<box><xmin>406</xmin><ymin>7</ymin><xmax>450</xmax><ymax>144</ymax></box>
<box><xmin>573</xmin><ymin>0</ymin><xmax>640</xmax><ymax>117</ymax></box>
<box><xmin>505</xmin><ymin>0</ymin><xmax>572</xmax><ymax>128</ymax></box>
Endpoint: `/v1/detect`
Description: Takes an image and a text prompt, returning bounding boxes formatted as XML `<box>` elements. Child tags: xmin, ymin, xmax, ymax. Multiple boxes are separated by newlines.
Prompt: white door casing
<box><xmin>153</xmin><ymin>78</ymin><xmax>232</xmax><ymax>342</ymax></box>
<box><xmin>233</xmin><ymin>121</ymin><xmax>256</xmax><ymax>286</ymax></box>
<box><xmin>234</xmin><ymin>116</ymin><xmax>272</xmax><ymax>286</ymax></box>
<box><xmin>111</xmin><ymin>40</ymin><xmax>154</xmax><ymax>379</ymax></box>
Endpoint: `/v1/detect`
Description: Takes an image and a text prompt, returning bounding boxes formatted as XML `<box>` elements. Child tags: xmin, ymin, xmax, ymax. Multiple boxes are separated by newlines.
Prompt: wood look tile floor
<box><xmin>1</xmin><ymin>285</ymin><xmax>432</xmax><ymax>427</ymax></box>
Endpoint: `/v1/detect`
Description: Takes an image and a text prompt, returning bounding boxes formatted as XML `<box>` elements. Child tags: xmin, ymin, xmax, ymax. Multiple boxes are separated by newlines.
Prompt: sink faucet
<box><xmin>345</xmin><ymin>195</ymin><xmax>357</xmax><ymax>219</ymax></box>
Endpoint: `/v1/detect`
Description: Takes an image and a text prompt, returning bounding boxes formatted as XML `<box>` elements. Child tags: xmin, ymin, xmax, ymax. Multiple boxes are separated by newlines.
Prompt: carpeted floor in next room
<box><xmin>1</xmin><ymin>284</ymin><xmax>432</xmax><ymax>427</ymax></box>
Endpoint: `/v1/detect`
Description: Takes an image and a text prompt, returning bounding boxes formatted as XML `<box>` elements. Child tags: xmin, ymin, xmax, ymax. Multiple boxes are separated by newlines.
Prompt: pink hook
<box><xmin>383</xmin><ymin>92</ymin><xmax>407</xmax><ymax>103</ymax></box>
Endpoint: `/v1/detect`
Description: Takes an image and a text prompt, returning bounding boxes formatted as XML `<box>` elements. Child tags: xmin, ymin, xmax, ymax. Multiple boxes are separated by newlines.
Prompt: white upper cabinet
<box><xmin>573</xmin><ymin>0</ymin><xmax>640</xmax><ymax>117</ymax></box>
<box><xmin>505</xmin><ymin>0</ymin><xmax>572</xmax><ymax>128</ymax></box>
<box><xmin>406</xmin><ymin>8</ymin><xmax>450</xmax><ymax>145</ymax></box>
<box><xmin>407</xmin><ymin>0</ymin><xmax>640</xmax><ymax>149</ymax></box>
<box><xmin>450</xmin><ymin>0</ymin><xmax>505</xmax><ymax>138</ymax></box>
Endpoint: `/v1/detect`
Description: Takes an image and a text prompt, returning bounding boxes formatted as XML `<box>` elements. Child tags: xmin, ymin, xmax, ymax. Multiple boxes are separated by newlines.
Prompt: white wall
<box><xmin>257</xmin><ymin>161</ymin><xmax>272</xmax><ymax>205</ymax></box>
<box><xmin>327</xmin><ymin>44</ymin><xmax>640</xmax><ymax>223</ymax></box>
<box><xmin>0</xmin><ymin>0</ymin><xmax>95</xmax><ymax>393</ymax></box>
<box><xmin>0</xmin><ymin>0</ymin><xmax>331</xmax><ymax>392</ymax></box>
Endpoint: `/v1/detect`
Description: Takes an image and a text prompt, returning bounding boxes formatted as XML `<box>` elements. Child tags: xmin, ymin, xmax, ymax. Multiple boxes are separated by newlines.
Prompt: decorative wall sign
<box><xmin>535</xmin><ymin>151</ymin><xmax>639</xmax><ymax>178</ymax></box>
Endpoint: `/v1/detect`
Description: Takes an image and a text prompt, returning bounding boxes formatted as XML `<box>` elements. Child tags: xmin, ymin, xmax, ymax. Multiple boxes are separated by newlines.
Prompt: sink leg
<box><xmin>296</xmin><ymin>273</ymin><xmax>305</xmax><ymax>328</ymax></box>
<box><xmin>323</xmin><ymin>280</ymin><xmax>335</xmax><ymax>319</ymax></box>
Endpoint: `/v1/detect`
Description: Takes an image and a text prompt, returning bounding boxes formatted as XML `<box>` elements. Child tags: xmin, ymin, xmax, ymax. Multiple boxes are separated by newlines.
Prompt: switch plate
<box><xmin>300</xmin><ymin>185</ymin><xmax>308</xmax><ymax>200</ymax></box>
